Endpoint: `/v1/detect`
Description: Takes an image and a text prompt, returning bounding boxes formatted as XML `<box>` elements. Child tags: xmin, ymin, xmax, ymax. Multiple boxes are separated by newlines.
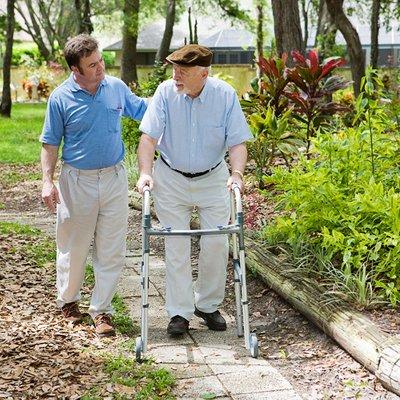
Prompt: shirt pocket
<box><xmin>204</xmin><ymin>125</ymin><xmax>226</xmax><ymax>151</ymax></box>
<box><xmin>107</xmin><ymin>108</ymin><xmax>122</xmax><ymax>133</ymax></box>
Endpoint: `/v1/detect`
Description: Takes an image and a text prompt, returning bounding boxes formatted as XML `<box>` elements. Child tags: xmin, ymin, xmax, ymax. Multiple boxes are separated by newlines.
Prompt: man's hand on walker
<box><xmin>42</xmin><ymin>181</ymin><xmax>60</xmax><ymax>213</ymax></box>
<box><xmin>227</xmin><ymin>173</ymin><xmax>244</xmax><ymax>192</ymax></box>
<box><xmin>137</xmin><ymin>174</ymin><xmax>153</xmax><ymax>193</ymax></box>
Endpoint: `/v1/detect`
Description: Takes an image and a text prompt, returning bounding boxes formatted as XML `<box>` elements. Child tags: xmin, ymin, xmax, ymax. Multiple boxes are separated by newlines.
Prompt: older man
<box><xmin>137</xmin><ymin>44</ymin><xmax>252</xmax><ymax>336</ymax></box>
<box><xmin>41</xmin><ymin>34</ymin><xmax>147</xmax><ymax>336</ymax></box>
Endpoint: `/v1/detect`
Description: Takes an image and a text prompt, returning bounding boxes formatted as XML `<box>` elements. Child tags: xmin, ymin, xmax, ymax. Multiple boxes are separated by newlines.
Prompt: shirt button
<box><xmin>192</xmin><ymin>123</ymin><xmax>195</xmax><ymax>126</ymax></box>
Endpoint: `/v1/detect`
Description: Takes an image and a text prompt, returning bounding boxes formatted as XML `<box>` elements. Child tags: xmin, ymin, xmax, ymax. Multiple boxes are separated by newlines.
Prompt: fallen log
<box><xmin>128</xmin><ymin>191</ymin><xmax>400</xmax><ymax>395</ymax></box>
<box><xmin>245</xmin><ymin>240</ymin><xmax>400</xmax><ymax>396</ymax></box>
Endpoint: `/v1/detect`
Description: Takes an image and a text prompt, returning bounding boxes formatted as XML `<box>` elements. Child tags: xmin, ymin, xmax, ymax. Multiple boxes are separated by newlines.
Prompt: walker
<box><xmin>135</xmin><ymin>183</ymin><xmax>259</xmax><ymax>361</ymax></box>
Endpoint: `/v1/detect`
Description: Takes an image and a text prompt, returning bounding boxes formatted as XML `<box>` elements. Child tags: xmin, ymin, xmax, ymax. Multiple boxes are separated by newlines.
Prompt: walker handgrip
<box><xmin>142</xmin><ymin>186</ymin><xmax>151</xmax><ymax>216</ymax></box>
<box><xmin>231</xmin><ymin>184</ymin><xmax>242</xmax><ymax>213</ymax></box>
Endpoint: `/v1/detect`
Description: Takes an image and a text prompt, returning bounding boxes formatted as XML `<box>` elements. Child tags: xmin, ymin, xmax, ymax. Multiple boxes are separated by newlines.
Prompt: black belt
<box><xmin>160</xmin><ymin>155</ymin><xmax>221</xmax><ymax>178</ymax></box>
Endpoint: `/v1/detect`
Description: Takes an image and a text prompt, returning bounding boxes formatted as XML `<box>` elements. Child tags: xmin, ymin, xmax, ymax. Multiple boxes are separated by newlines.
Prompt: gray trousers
<box><xmin>153</xmin><ymin>158</ymin><xmax>230</xmax><ymax>320</ymax></box>
<box><xmin>56</xmin><ymin>162</ymin><xmax>128</xmax><ymax>318</ymax></box>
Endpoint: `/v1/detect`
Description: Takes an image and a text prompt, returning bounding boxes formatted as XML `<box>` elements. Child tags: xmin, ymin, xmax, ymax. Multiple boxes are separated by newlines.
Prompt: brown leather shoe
<box><xmin>94</xmin><ymin>313</ymin><xmax>115</xmax><ymax>337</ymax></box>
<box><xmin>167</xmin><ymin>315</ymin><xmax>189</xmax><ymax>336</ymax></box>
<box><xmin>61</xmin><ymin>302</ymin><xmax>83</xmax><ymax>324</ymax></box>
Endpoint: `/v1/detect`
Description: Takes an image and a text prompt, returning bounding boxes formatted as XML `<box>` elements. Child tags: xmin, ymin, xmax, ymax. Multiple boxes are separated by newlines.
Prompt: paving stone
<box><xmin>147</xmin><ymin>344</ymin><xmax>206</xmax><ymax>364</ymax></box>
<box><xmin>233</xmin><ymin>390</ymin><xmax>303</xmax><ymax>400</ymax></box>
<box><xmin>198</xmin><ymin>344</ymin><xmax>266</xmax><ymax>365</ymax></box>
<box><xmin>163</xmin><ymin>363</ymin><xmax>214</xmax><ymax>379</ymax></box>
<box><xmin>173</xmin><ymin>375</ymin><xmax>228</xmax><ymax>399</ymax></box>
<box><xmin>209</xmin><ymin>362</ymin><xmax>274</xmax><ymax>375</ymax></box>
<box><xmin>117</xmin><ymin>273</ymin><xmax>159</xmax><ymax>297</ymax></box>
<box><xmin>212</xmin><ymin>364</ymin><xmax>293</xmax><ymax>394</ymax></box>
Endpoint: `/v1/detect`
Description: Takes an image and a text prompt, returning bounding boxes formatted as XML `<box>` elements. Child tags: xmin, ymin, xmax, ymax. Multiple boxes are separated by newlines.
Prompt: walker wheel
<box><xmin>249</xmin><ymin>333</ymin><xmax>259</xmax><ymax>358</ymax></box>
<box><xmin>135</xmin><ymin>336</ymin><xmax>143</xmax><ymax>363</ymax></box>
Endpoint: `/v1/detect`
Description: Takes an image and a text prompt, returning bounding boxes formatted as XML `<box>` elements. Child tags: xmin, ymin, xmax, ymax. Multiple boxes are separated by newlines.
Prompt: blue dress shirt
<box><xmin>139</xmin><ymin>77</ymin><xmax>252</xmax><ymax>173</ymax></box>
<box><xmin>41</xmin><ymin>74</ymin><xmax>147</xmax><ymax>169</ymax></box>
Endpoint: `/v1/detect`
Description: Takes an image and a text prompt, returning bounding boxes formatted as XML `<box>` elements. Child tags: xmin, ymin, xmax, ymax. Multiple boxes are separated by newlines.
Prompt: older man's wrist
<box><xmin>231</xmin><ymin>169</ymin><xmax>244</xmax><ymax>179</ymax></box>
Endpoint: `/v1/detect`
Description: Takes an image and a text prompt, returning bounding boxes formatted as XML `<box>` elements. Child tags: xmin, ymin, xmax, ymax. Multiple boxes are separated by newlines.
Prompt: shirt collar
<box><xmin>68</xmin><ymin>73</ymin><xmax>108</xmax><ymax>92</ymax></box>
<box><xmin>183</xmin><ymin>77</ymin><xmax>209</xmax><ymax>103</ymax></box>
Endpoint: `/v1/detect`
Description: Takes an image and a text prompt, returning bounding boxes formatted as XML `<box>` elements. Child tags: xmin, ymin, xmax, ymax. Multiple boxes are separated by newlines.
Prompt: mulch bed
<box><xmin>0</xmin><ymin>230</ymin><xmax>108</xmax><ymax>399</ymax></box>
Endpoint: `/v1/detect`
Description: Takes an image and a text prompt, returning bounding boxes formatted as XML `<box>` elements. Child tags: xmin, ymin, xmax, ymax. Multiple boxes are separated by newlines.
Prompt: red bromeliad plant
<box><xmin>284</xmin><ymin>49</ymin><xmax>351</xmax><ymax>154</ymax></box>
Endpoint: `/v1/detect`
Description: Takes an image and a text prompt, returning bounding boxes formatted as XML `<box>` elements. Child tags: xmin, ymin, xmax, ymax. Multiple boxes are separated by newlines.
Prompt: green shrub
<box><xmin>263</xmin><ymin>75</ymin><xmax>400</xmax><ymax>307</ymax></box>
<box><xmin>102</xmin><ymin>51</ymin><xmax>115</xmax><ymax>68</ymax></box>
<box><xmin>12</xmin><ymin>46</ymin><xmax>44</xmax><ymax>67</ymax></box>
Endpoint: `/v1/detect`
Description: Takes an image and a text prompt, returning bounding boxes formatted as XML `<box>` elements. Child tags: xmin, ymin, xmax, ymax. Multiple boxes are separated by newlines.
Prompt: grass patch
<box><xmin>1</xmin><ymin>170</ymin><xmax>42</xmax><ymax>187</ymax></box>
<box><xmin>0</xmin><ymin>103</ymin><xmax>46</xmax><ymax>164</ymax></box>
<box><xmin>0</xmin><ymin>221</ymin><xmax>41</xmax><ymax>235</ymax></box>
<box><xmin>0</xmin><ymin>203</ymin><xmax>5</xmax><ymax>210</ymax></box>
<box><xmin>0</xmin><ymin>221</ymin><xmax>55</xmax><ymax>267</ymax></box>
<box><xmin>82</xmin><ymin>355</ymin><xmax>175</xmax><ymax>399</ymax></box>
<box><xmin>112</xmin><ymin>294</ymin><xmax>138</xmax><ymax>336</ymax></box>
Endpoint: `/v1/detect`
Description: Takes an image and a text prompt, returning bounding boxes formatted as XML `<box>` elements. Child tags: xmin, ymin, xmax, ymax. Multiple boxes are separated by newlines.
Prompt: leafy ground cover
<box><xmin>0</xmin><ymin>220</ymin><xmax>175</xmax><ymax>399</ymax></box>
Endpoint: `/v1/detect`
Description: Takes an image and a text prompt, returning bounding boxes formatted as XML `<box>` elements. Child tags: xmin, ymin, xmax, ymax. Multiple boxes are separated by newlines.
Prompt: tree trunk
<box><xmin>0</xmin><ymin>0</ymin><xmax>15</xmax><ymax>118</ymax></box>
<box><xmin>15</xmin><ymin>0</ymin><xmax>52</xmax><ymax>61</ymax></box>
<box><xmin>371</xmin><ymin>0</ymin><xmax>381</xmax><ymax>69</ymax></box>
<box><xmin>300</xmin><ymin>0</ymin><xmax>308</xmax><ymax>53</ymax></box>
<box><xmin>326</xmin><ymin>0</ymin><xmax>365</xmax><ymax>96</ymax></box>
<box><xmin>314</xmin><ymin>0</ymin><xmax>337</xmax><ymax>58</ymax></box>
<box><xmin>271</xmin><ymin>0</ymin><xmax>304</xmax><ymax>63</ymax></box>
<box><xmin>83</xmin><ymin>0</ymin><xmax>93</xmax><ymax>34</ymax></box>
<box><xmin>155</xmin><ymin>0</ymin><xmax>176</xmax><ymax>63</ymax></box>
<box><xmin>75</xmin><ymin>0</ymin><xmax>94</xmax><ymax>34</ymax></box>
<box><xmin>121</xmin><ymin>0</ymin><xmax>139</xmax><ymax>85</ymax></box>
<box><xmin>256</xmin><ymin>1</ymin><xmax>264</xmax><ymax>60</ymax></box>
<box><xmin>75</xmin><ymin>0</ymin><xmax>83</xmax><ymax>33</ymax></box>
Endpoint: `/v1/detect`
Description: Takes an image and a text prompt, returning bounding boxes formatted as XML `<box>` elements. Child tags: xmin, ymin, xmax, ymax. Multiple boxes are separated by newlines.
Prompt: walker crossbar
<box><xmin>134</xmin><ymin>183</ymin><xmax>259</xmax><ymax>362</ymax></box>
<box><xmin>146</xmin><ymin>225</ymin><xmax>241</xmax><ymax>236</ymax></box>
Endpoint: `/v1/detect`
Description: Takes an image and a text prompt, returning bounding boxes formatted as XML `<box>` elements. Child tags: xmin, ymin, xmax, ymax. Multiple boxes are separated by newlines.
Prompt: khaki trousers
<box><xmin>56</xmin><ymin>162</ymin><xmax>128</xmax><ymax>317</ymax></box>
<box><xmin>153</xmin><ymin>158</ymin><xmax>230</xmax><ymax>320</ymax></box>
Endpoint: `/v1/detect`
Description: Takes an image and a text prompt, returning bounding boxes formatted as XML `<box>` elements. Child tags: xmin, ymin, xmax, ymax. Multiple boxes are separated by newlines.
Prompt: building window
<box><xmin>240</xmin><ymin>52</ymin><xmax>252</xmax><ymax>64</ymax></box>
<box><xmin>229</xmin><ymin>52</ymin><xmax>239</xmax><ymax>64</ymax></box>
<box><xmin>217</xmin><ymin>53</ymin><xmax>227</xmax><ymax>64</ymax></box>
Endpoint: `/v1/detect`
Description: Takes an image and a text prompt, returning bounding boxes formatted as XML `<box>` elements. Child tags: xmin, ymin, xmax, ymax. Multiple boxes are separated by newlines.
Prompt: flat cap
<box><xmin>166</xmin><ymin>44</ymin><xmax>213</xmax><ymax>67</ymax></box>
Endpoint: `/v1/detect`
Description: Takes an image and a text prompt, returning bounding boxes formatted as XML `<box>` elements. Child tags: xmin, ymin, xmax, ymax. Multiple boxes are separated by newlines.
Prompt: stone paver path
<box><xmin>119</xmin><ymin>249</ymin><xmax>303</xmax><ymax>400</ymax></box>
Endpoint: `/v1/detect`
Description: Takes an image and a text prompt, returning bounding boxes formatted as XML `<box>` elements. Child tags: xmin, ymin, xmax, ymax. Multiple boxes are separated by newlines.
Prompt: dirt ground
<box><xmin>1</xmin><ymin>163</ymin><xmax>399</xmax><ymax>400</ymax></box>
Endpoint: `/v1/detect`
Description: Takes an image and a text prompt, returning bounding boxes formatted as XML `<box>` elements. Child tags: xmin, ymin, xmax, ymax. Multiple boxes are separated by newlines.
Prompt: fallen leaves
<box><xmin>0</xmin><ymin>232</ymin><xmax>104</xmax><ymax>399</ymax></box>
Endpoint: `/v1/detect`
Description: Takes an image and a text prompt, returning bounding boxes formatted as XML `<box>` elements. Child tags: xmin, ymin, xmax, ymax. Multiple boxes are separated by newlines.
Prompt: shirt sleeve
<box><xmin>225</xmin><ymin>92</ymin><xmax>253</xmax><ymax>148</ymax></box>
<box><xmin>123</xmin><ymin>84</ymin><xmax>148</xmax><ymax>121</ymax></box>
<box><xmin>40</xmin><ymin>94</ymin><xmax>64</xmax><ymax>146</ymax></box>
<box><xmin>139</xmin><ymin>85</ymin><xmax>166</xmax><ymax>140</ymax></box>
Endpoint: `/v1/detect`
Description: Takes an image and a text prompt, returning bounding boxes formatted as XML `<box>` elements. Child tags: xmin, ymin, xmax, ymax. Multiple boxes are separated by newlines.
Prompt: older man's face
<box><xmin>172</xmin><ymin>64</ymin><xmax>208</xmax><ymax>96</ymax></box>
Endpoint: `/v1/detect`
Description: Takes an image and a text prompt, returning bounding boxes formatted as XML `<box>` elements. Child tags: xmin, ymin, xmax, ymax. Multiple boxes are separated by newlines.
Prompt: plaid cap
<box><xmin>166</xmin><ymin>44</ymin><xmax>213</xmax><ymax>67</ymax></box>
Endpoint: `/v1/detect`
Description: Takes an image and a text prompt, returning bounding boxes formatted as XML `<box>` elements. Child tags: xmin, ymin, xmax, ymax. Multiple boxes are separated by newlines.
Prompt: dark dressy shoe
<box><xmin>61</xmin><ymin>302</ymin><xmax>83</xmax><ymax>324</ymax></box>
<box><xmin>194</xmin><ymin>308</ymin><xmax>227</xmax><ymax>331</ymax></box>
<box><xmin>167</xmin><ymin>315</ymin><xmax>189</xmax><ymax>336</ymax></box>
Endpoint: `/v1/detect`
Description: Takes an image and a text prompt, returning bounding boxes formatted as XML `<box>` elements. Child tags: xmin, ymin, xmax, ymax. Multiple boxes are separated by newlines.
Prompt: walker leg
<box><xmin>137</xmin><ymin>202</ymin><xmax>151</xmax><ymax>361</ymax></box>
<box><xmin>233</xmin><ymin>256</ymin><xmax>244</xmax><ymax>337</ymax></box>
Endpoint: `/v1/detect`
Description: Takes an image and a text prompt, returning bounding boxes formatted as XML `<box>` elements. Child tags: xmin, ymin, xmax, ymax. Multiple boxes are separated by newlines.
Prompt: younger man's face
<box><xmin>72</xmin><ymin>50</ymin><xmax>105</xmax><ymax>85</ymax></box>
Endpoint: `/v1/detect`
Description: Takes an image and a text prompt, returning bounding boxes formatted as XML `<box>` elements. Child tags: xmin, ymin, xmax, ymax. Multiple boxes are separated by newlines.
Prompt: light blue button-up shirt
<box><xmin>41</xmin><ymin>74</ymin><xmax>147</xmax><ymax>169</ymax></box>
<box><xmin>139</xmin><ymin>77</ymin><xmax>252</xmax><ymax>173</ymax></box>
